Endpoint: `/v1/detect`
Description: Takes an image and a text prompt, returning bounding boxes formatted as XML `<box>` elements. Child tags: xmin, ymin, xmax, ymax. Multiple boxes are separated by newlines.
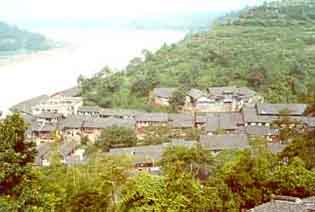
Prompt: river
<box><xmin>0</xmin><ymin>28</ymin><xmax>186</xmax><ymax>114</ymax></box>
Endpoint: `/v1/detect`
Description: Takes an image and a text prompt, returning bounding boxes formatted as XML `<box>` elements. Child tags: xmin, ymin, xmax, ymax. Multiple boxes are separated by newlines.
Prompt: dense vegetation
<box><xmin>1</xmin><ymin>114</ymin><xmax>315</xmax><ymax>211</ymax></box>
<box><xmin>80</xmin><ymin>0</ymin><xmax>315</xmax><ymax>110</ymax></box>
<box><xmin>0</xmin><ymin>22</ymin><xmax>53</xmax><ymax>52</ymax></box>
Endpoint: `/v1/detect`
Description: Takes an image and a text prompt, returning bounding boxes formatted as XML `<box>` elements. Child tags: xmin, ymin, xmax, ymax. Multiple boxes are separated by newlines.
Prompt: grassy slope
<box><xmin>80</xmin><ymin>0</ymin><xmax>315</xmax><ymax>110</ymax></box>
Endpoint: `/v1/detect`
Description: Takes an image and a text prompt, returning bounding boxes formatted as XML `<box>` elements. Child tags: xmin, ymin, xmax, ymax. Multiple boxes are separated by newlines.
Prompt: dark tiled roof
<box><xmin>60</xmin><ymin>115</ymin><xmax>85</xmax><ymax>129</ymax></box>
<box><xmin>60</xmin><ymin>142</ymin><xmax>80</xmax><ymax>157</ymax></box>
<box><xmin>250</xmin><ymin>196</ymin><xmax>315</xmax><ymax>212</ymax></box>
<box><xmin>83</xmin><ymin>117</ymin><xmax>135</xmax><ymax>129</ymax></box>
<box><xmin>77</xmin><ymin>106</ymin><xmax>101</xmax><ymax>114</ymax></box>
<box><xmin>32</xmin><ymin>122</ymin><xmax>57</xmax><ymax>132</ymax></box>
<box><xmin>267</xmin><ymin>143</ymin><xmax>287</xmax><ymax>155</ymax></box>
<box><xmin>242</xmin><ymin>107</ymin><xmax>276</xmax><ymax>124</ymax></box>
<box><xmin>100</xmin><ymin>108</ymin><xmax>142</xmax><ymax>117</ymax></box>
<box><xmin>187</xmin><ymin>88</ymin><xmax>206</xmax><ymax>100</ymax></box>
<box><xmin>208</xmin><ymin>86</ymin><xmax>237</xmax><ymax>96</ymax></box>
<box><xmin>35</xmin><ymin>112</ymin><xmax>63</xmax><ymax>119</ymax></box>
<box><xmin>200</xmin><ymin>134</ymin><xmax>249</xmax><ymax>151</ymax></box>
<box><xmin>169</xmin><ymin>113</ymin><xmax>194</xmax><ymax>128</ymax></box>
<box><xmin>34</xmin><ymin>143</ymin><xmax>51</xmax><ymax>165</ymax></box>
<box><xmin>257</xmin><ymin>104</ymin><xmax>307</xmax><ymax>116</ymax></box>
<box><xmin>82</xmin><ymin>118</ymin><xmax>108</xmax><ymax>129</ymax></box>
<box><xmin>246</xmin><ymin>126</ymin><xmax>279</xmax><ymax>136</ymax></box>
<box><xmin>109</xmin><ymin>144</ymin><xmax>164</xmax><ymax>163</ymax></box>
<box><xmin>136</xmin><ymin>113</ymin><xmax>168</xmax><ymax>122</ymax></box>
<box><xmin>205</xmin><ymin>113</ymin><xmax>243</xmax><ymax>132</ymax></box>
<box><xmin>109</xmin><ymin>140</ymin><xmax>196</xmax><ymax>163</ymax></box>
<box><xmin>152</xmin><ymin>88</ymin><xmax>176</xmax><ymax>98</ymax></box>
<box><xmin>207</xmin><ymin>86</ymin><xmax>257</xmax><ymax>97</ymax></box>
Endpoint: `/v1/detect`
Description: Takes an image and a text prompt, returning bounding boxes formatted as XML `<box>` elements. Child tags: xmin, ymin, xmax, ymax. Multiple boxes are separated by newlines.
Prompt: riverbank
<box><xmin>0</xmin><ymin>29</ymin><xmax>186</xmax><ymax>114</ymax></box>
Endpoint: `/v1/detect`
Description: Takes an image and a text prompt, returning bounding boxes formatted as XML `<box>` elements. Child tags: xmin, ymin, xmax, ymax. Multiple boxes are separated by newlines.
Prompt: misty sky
<box><xmin>0</xmin><ymin>0</ymin><xmax>258</xmax><ymax>23</ymax></box>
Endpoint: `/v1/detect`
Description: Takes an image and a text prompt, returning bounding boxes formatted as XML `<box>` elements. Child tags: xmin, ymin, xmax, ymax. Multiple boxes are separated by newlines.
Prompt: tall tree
<box><xmin>0</xmin><ymin>114</ymin><xmax>37</xmax><ymax>209</ymax></box>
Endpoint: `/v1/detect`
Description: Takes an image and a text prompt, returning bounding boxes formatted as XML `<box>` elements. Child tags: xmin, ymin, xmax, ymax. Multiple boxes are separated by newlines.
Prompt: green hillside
<box><xmin>0</xmin><ymin>22</ymin><xmax>53</xmax><ymax>52</ymax></box>
<box><xmin>80</xmin><ymin>0</ymin><xmax>315</xmax><ymax>109</ymax></box>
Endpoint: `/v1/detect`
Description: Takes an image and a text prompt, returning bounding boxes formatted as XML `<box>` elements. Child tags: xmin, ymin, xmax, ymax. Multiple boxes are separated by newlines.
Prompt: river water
<box><xmin>0</xmin><ymin>28</ymin><xmax>186</xmax><ymax>114</ymax></box>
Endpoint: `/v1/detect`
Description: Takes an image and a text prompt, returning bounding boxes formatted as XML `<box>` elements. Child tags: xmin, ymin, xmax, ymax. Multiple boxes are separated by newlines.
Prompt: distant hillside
<box><xmin>128</xmin><ymin>12</ymin><xmax>223</xmax><ymax>31</ymax></box>
<box><xmin>79</xmin><ymin>0</ymin><xmax>315</xmax><ymax>109</ymax></box>
<box><xmin>0</xmin><ymin>22</ymin><xmax>54</xmax><ymax>53</ymax></box>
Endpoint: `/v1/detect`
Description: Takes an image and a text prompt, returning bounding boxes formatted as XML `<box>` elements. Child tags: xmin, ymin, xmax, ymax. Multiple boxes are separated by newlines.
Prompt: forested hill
<box><xmin>0</xmin><ymin>22</ymin><xmax>53</xmax><ymax>52</ymax></box>
<box><xmin>80</xmin><ymin>0</ymin><xmax>315</xmax><ymax>109</ymax></box>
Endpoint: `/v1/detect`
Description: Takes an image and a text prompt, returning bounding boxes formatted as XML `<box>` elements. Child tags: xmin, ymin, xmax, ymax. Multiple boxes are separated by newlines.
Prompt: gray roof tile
<box><xmin>200</xmin><ymin>134</ymin><xmax>249</xmax><ymax>151</ymax></box>
<box><xmin>152</xmin><ymin>88</ymin><xmax>176</xmax><ymax>98</ymax></box>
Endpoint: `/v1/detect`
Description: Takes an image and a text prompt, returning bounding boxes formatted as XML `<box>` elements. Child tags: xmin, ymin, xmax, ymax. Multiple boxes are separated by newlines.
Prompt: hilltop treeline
<box><xmin>80</xmin><ymin>0</ymin><xmax>315</xmax><ymax>110</ymax></box>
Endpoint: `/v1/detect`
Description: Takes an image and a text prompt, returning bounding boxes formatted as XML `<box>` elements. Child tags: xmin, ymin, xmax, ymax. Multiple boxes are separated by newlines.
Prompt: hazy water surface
<box><xmin>0</xmin><ymin>28</ymin><xmax>186</xmax><ymax>113</ymax></box>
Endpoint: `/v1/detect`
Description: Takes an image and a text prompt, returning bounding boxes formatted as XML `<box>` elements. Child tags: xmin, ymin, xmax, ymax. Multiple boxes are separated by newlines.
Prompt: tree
<box><xmin>0</xmin><ymin>114</ymin><xmax>38</xmax><ymax>209</ymax></box>
<box><xmin>119</xmin><ymin>173</ymin><xmax>165</xmax><ymax>212</ymax></box>
<box><xmin>141</xmin><ymin>125</ymin><xmax>171</xmax><ymax>145</ymax></box>
<box><xmin>160</xmin><ymin>146</ymin><xmax>213</xmax><ymax>179</ymax></box>
<box><xmin>38</xmin><ymin>156</ymin><xmax>131</xmax><ymax>211</ymax></box>
<box><xmin>0</xmin><ymin>114</ymin><xmax>36</xmax><ymax>194</ymax></box>
<box><xmin>281</xmin><ymin>129</ymin><xmax>315</xmax><ymax>170</ymax></box>
<box><xmin>96</xmin><ymin>127</ymin><xmax>137</xmax><ymax>151</ymax></box>
<box><xmin>169</xmin><ymin>88</ymin><xmax>187</xmax><ymax>112</ymax></box>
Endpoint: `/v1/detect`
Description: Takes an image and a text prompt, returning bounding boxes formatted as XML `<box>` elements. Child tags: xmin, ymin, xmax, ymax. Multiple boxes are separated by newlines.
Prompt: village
<box><xmin>6</xmin><ymin>85</ymin><xmax>315</xmax><ymax>173</ymax></box>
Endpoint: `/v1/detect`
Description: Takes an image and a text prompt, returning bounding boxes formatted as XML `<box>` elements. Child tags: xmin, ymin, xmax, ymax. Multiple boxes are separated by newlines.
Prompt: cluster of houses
<box><xmin>152</xmin><ymin>86</ymin><xmax>264</xmax><ymax>112</ymax></box>
<box><xmin>9</xmin><ymin>86</ymin><xmax>315</xmax><ymax>170</ymax></box>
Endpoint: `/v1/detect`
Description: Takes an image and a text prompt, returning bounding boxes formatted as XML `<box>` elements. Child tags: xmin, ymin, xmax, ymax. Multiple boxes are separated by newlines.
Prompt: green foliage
<box><xmin>169</xmin><ymin>87</ymin><xmax>187</xmax><ymax>112</ymax></box>
<box><xmin>160</xmin><ymin>145</ymin><xmax>213</xmax><ymax>177</ymax></box>
<box><xmin>96</xmin><ymin>126</ymin><xmax>137</xmax><ymax>151</ymax></box>
<box><xmin>141</xmin><ymin>126</ymin><xmax>171</xmax><ymax>145</ymax></box>
<box><xmin>0</xmin><ymin>114</ymin><xmax>40</xmax><ymax>210</ymax></box>
<box><xmin>80</xmin><ymin>0</ymin><xmax>315</xmax><ymax>107</ymax></box>
<box><xmin>0</xmin><ymin>114</ymin><xmax>36</xmax><ymax>195</ymax></box>
<box><xmin>37</xmin><ymin>156</ymin><xmax>131</xmax><ymax>211</ymax></box>
<box><xmin>281</xmin><ymin>130</ymin><xmax>315</xmax><ymax>170</ymax></box>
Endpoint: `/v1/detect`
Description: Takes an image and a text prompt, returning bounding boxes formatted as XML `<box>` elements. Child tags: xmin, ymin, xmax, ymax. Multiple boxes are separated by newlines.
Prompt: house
<box><xmin>110</xmin><ymin>144</ymin><xmax>164</xmax><ymax>172</ymax></box>
<box><xmin>31</xmin><ymin>122</ymin><xmax>58</xmax><ymax>144</ymax></box>
<box><xmin>99</xmin><ymin>108</ymin><xmax>141</xmax><ymax>119</ymax></box>
<box><xmin>242</xmin><ymin>106</ymin><xmax>276</xmax><ymax>127</ymax></box>
<box><xmin>77</xmin><ymin>106</ymin><xmax>101</xmax><ymax>117</ymax></box>
<box><xmin>243</xmin><ymin>104</ymin><xmax>308</xmax><ymax>128</ymax></box>
<box><xmin>246</xmin><ymin>125</ymin><xmax>279</xmax><ymax>142</ymax></box>
<box><xmin>200</xmin><ymin>134</ymin><xmax>249</xmax><ymax>155</ymax></box>
<box><xmin>60</xmin><ymin>116</ymin><xmax>85</xmax><ymax>142</ymax></box>
<box><xmin>184</xmin><ymin>86</ymin><xmax>263</xmax><ymax>113</ymax></box>
<box><xmin>206</xmin><ymin>86</ymin><xmax>263</xmax><ymax>113</ymax></box>
<box><xmin>59</xmin><ymin>141</ymin><xmax>85</xmax><ymax>165</ymax></box>
<box><xmin>249</xmin><ymin>195</ymin><xmax>315</xmax><ymax>212</ymax></box>
<box><xmin>185</xmin><ymin>88</ymin><xmax>211</xmax><ymax>112</ymax></box>
<box><xmin>257</xmin><ymin>104</ymin><xmax>308</xmax><ymax>116</ymax></box>
<box><xmin>35</xmin><ymin>112</ymin><xmax>63</xmax><ymax>124</ymax></box>
<box><xmin>151</xmin><ymin>88</ymin><xmax>177</xmax><ymax>106</ymax></box>
<box><xmin>32</xmin><ymin>95</ymin><xmax>83</xmax><ymax>117</ymax></box>
<box><xmin>204</xmin><ymin>113</ymin><xmax>244</xmax><ymax>135</ymax></box>
<box><xmin>267</xmin><ymin>143</ymin><xmax>287</xmax><ymax>155</ymax></box>
<box><xmin>34</xmin><ymin>143</ymin><xmax>51</xmax><ymax>166</ymax></box>
<box><xmin>109</xmin><ymin>139</ymin><xmax>196</xmax><ymax>172</ymax></box>
<box><xmin>81</xmin><ymin>117</ymin><xmax>135</xmax><ymax>142</ymax></box>
<box><xmin>135</xmin><ymin>113</ymin><xmax>169</xmax><ymax>129</ymax></box>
